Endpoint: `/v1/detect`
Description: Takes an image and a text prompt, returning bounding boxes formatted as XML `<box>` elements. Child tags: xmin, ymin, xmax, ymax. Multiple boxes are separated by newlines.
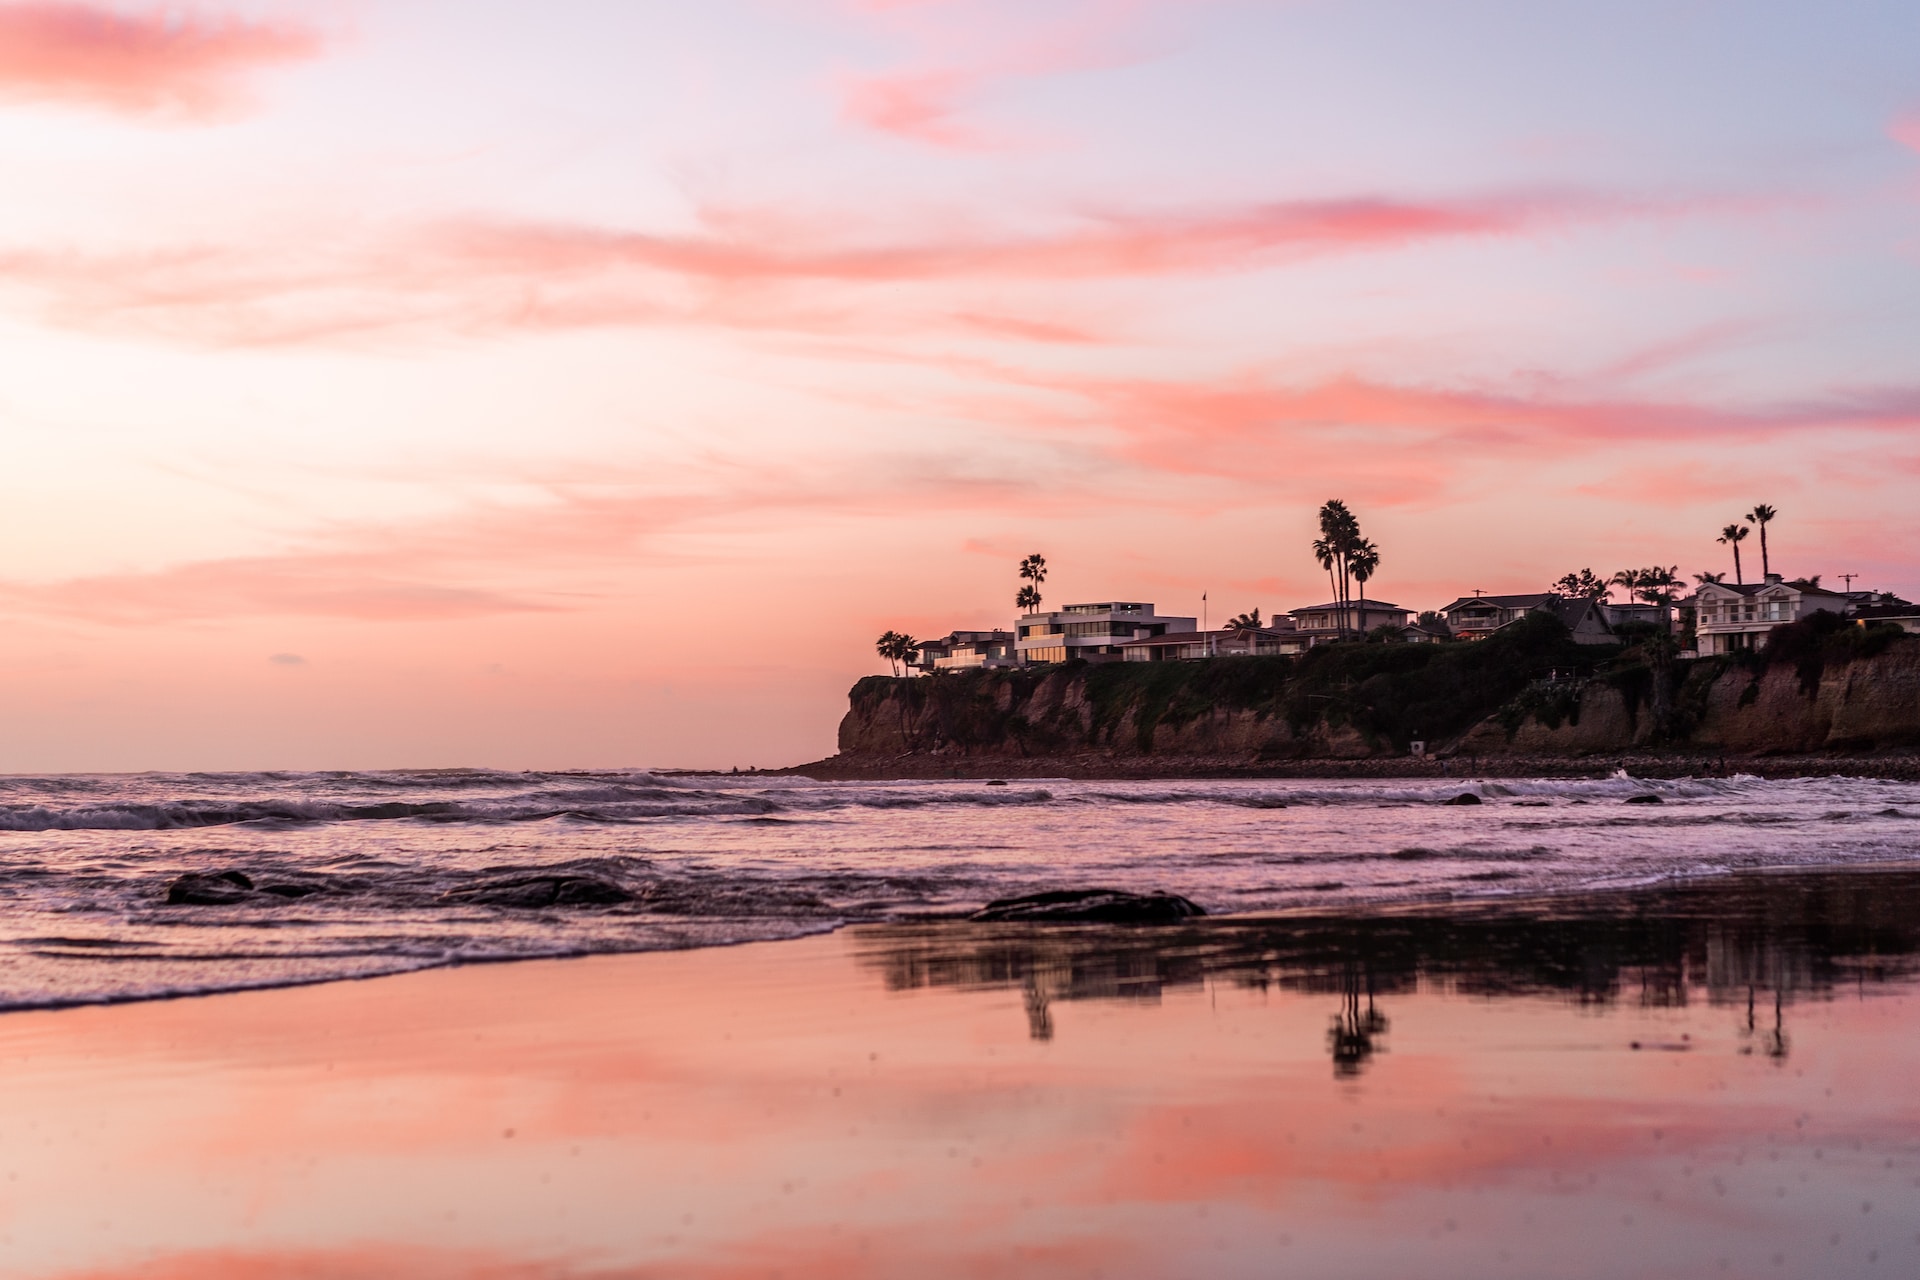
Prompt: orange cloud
<box><xmin>0</xmin><ymin>3</ymin><xmax>322</xmax><ymax>118</ymax></box>
<box><xmin>842</xmin><ymin>67</ymin><xmax>995</xmax><ymax>148</ymax></box>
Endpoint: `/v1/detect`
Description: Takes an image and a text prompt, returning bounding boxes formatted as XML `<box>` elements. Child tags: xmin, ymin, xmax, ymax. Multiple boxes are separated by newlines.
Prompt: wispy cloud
<box><xmin>0</xmin><ymin>189</ymin><xmax>1647</xmax><ymax>346</ymax></box>
<box><xmin>0</xmin><ymin>3</ymin><xmax>322</xmax><ymax>118</ymax></box>
<box><xmin>1893</xmin><ymin>110</ymin><xmax>1920</xmax><ymax>155</ymax></box>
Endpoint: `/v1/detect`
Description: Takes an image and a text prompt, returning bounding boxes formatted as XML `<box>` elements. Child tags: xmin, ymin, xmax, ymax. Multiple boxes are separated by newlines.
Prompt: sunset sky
<box><xmin>2</xmin><ymin>0</ymin><xmax>1917</xmax><ymax>770</ymax></box>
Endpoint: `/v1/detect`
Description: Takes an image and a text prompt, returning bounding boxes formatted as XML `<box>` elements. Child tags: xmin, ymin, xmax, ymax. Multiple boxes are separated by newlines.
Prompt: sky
<box><xmin>1</xmin><ymin>0</ymin><xmax>1917</xmax><ymax>771</ymax></box>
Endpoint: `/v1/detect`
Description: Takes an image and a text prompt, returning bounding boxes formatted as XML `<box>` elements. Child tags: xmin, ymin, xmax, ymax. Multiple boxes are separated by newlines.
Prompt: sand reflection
<box><xmin>5</xmin><ymin>871</ymin><xmax>1919</xmax><ymax>1278</ymax></box>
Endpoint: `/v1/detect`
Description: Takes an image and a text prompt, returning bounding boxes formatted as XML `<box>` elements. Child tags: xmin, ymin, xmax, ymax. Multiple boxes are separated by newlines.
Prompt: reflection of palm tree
<box><xmin>1327</xmin><ymin>961</ymin><xmax>1388</xmax><ymax>1077</ymax></box>
<box><xmin>1023</xmin><ymin>976</ymin><xmax>1053</xmax><ymax>1042</ymax></box>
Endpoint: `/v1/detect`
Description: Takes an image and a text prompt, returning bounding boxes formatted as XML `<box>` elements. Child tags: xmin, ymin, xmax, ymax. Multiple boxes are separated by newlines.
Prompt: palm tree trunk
<box><xmin>1733</xmin><ymin>544</ymin><xmax>1743</xmax><ymax>585</ymax></box>
<box><xmin>1759</xmin><ymin>526</ymin><xmax>1769</xmax><ymax>578</ymax></box>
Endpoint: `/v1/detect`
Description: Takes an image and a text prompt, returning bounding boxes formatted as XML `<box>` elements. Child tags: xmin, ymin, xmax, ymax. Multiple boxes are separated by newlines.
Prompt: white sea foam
<box><xmin>0</xmin><ymin>769</ymin><xmax>1916</xmax><ymax>1010</ymax></box>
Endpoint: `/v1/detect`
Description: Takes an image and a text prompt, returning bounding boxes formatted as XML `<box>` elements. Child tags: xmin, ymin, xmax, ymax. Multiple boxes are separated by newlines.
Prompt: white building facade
<box><xmin>1691</xmin><ymin>577</ymin><xmax>1851</xmax><ymax>655</ymax></box>
<box><xmin>1015</xmin><ymin>602</ymin><xmax>1196</xmax><ymax>664</ymax></box>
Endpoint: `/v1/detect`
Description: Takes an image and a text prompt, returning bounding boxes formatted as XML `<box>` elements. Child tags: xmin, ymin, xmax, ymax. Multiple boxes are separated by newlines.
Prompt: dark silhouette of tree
<box><xmin>1745</xmin><ymin>504</ymin><xmax>1777</xmax><ymax>578</ymax></box>
<box><xmin>1551</xmin><ymin>568</ymin><xmax>1609</xmax><ymax>600</ymax></box>
<box><xmin>1718</xmin><ymin>523</ymin><xmax>1749</xmax><ymax>584</ymax></box>
<box><xmin>1315</xmin><ymin>499</ymin><xmax>1364</xmax><ymax>637</ymax></box>
<box><xmin>1348</xmin><ymin>537</ymin><xmax>1380</xmax><ymax>634</ymax></box>
<box><xmin>1017</xmin><ymin>554</ymin><xmax>1047</xmax><ymax>613</ymax></box>
<box><xmin>1226</xmin><ymin>608</ymin><xmax>1263</xmax><ymax>629</ymax></box>
<box><xmin>1693</xmin><ymin>570</ymin><xmax>1725</xmax><ymax>585</ymax></box>
<box><xmin>875</xmin><ymin>630</ymin><xmax>920</xmax><ymax>676</ymax></box>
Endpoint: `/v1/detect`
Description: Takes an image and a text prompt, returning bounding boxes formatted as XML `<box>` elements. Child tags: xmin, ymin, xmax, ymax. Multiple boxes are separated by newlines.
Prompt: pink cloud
<box><xmin>0</xmin><ymin>190</ymin><xmax>1634</xmax><ymax>346</ymax></box>
<box><xmin>1893</xmin><ymin>110</ymin><xmax>1920</xmax><ymax>155</ymax></box>
<box><xmin>0</xmin><ymin>3</ymin><xmax>322</xmax><ymax>118</ymax></box>
<box><xmin>842</xmin><ymin>67</ymin><xmax>995</xmax><ymax>148</ymax></box>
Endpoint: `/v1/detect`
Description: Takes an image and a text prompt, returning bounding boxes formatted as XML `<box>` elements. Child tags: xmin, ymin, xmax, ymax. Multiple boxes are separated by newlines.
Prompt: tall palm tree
<box><xmin>1745</xmin><ymin>505</ymin><xmax>1777</xmax><ymax>579</ymax></box>
<box><xmin>1347</xmin><ymin>538</ymin><xmax>1380</xmax><ymax>634</ymax></box>
<box><xmin>1017</xmin><ymin>554</ymin><xmax>1047</xmax><ymax>612</ymax></box>
<box><xmin>1718</xmin><ymin>523</ymin><xmax>1749</xmax><ymax>584</ymax></box>
<box><xmin>1312</xmin><ymin>535</ymin><xmax>1340</xmax><ymax>627</ymax></box>
<box><xmin>1015</xmin><ymin>585</ymin><xmax>1041</xmax><ymax>613</ymax></box>
<box><xmin>1316</xmin><ymin>499</ymin><xmax>1362</xmax><ymax>637</ymax></box>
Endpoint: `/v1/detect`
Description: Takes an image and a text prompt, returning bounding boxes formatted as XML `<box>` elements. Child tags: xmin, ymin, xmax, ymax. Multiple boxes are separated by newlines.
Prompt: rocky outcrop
<box><xmin>823</xmin><ymin>630</ymin><xmax>1920</xmax><ymax>772</ymax></box>
<box><xmin>969</xmin><ymin>889</ymin><xmax>1206</xmax><ymax>924</ymax></box>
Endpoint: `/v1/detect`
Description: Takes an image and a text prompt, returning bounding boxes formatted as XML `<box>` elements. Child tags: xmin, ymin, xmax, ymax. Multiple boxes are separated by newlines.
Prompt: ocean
<box><xmin>3</xmin><ymin>768</ymin><xmax>1918</xmax><ymax>1010</ymax></box>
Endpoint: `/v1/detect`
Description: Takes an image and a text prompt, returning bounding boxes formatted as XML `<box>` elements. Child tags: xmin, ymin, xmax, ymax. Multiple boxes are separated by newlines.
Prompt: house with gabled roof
<box><xmin>1434</xmin><ymin>593</ymin><xmax>1617</xmax><ymax>644</ymax></box>
<box><xmin>1690</xmin><ymin>575</ymin><xmax>1851</xmax><ymax>655</ymax></box>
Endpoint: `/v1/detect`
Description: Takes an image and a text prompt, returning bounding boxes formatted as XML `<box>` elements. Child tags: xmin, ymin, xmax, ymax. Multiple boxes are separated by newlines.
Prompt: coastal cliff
<box><xmin>803</xmin><ymin>615</ymin><xmax>1920</xmax><ymax>778</ymax></box>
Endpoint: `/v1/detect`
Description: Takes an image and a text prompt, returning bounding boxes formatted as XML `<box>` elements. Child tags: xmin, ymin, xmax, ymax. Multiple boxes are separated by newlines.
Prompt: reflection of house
<box><xmin>1287</xmin><ymin>599</ymin><xmax>1410</xmax><ymax>644</ymax></box>
<box><xmin>1853</xmin><ymin>594</ymin><xmax>1920</xmax><ymax>635</ymax></box>
<box><xmin>1015</xmin><ymin>602</ymin><xmax>1196</xmax><ymax>665</ymax></box>
<box><xmin>1119</xmin><ymin>626</ymin><xmax>1300</xmax><ymax>662</ymax></box>
<box><xmin>1691</xmin><ymin>576</ymin><xmax>1851</xmax><ymax>655</ymax></box>
<box><xmin>1435</xmin><ymin>593</ymin><xmax>1616</xmax><ymax>644</ymax></box>
<box><xmin>915</xmin><ymin>629</ymin><xmax>1018</xmax><ymax>672</ymax></box>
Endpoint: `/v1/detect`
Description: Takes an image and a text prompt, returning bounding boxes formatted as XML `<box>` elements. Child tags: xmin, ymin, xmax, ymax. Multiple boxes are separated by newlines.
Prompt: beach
<box><xmin>5</xmin><ymin>868</ymin><xmax>1919</xmax><ymax>1279</ymax></box>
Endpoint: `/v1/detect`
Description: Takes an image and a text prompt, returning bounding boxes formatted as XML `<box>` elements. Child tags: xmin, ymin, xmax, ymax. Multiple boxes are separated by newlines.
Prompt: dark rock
<box><xmin>1444</xmin><ymin>793</ymin><xmax>1483</xmax><ymax>806</ymax></box>
<box><xmin>165</xmin><ymin>870</ymin><xmax>255</xmax><ymax>905</ymax></box>
<box><xmin>969</xmin><ymin>889</ymin><xmax>1205</xmax><ymax>924</ymax></box>
<box><xmin>1625</xmin><ymin>793</ymin><xmax>1664</xmax><ymax>805</ymax></box>
<box><xmin>258</xmin><ymin>882</ymin><xmax>324</xmax><ymax>899</ymax></box>
<box><xmin>985</xmin><ymin>779</ymin><xmax>1009</xmax><ymax>786</ymax></box>
<box><xmin>441</xmin><ymin>874</ymin><xmax>635</xmax><ymax>909</ymax></box>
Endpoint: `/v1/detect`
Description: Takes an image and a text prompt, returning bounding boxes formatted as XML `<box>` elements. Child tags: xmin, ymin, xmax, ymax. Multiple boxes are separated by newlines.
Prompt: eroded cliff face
<box><xmin>838</xmin><ymin>638</ymin><xmax>1920</xmax><ymax>764</ymax></box>
<box><xmin>1458</xmin><ymin>641</ymin><xmax>1920</xmax><ymax>756</ymax></box>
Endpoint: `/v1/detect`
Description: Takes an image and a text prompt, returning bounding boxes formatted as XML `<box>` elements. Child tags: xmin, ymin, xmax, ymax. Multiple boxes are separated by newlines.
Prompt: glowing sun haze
<box><xmin>1</xmin><ymin>0</ymin><xmax>1916</xmax><ymax>770</ymax></box>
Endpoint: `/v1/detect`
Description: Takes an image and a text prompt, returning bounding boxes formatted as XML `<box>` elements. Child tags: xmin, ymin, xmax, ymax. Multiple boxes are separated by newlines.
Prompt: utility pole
<box><xmin>1840</xmin><ymin>573</ymin><xmax>1859</xmax><ymax>594</ymax></box>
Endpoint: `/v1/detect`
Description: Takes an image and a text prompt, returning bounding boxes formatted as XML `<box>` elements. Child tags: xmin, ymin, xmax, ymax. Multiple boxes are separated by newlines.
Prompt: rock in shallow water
<box><xmin>440</xmin><ymin>874</ymin><xmax>635</xmax><ymax>908</ymax></box>
<box><xmin>969</xmin><ymin>889</ymin><xmax>1205</xmax><ymax>924</ymax></box>
<box><xmin>1625</xmin><ymin>793</ymin><xmax>1664</xmax><ymax>805</ymax></box>
<box><xmin>165</xmin><ymin>871</ymin><xmax>255</xmax><ymax>905</ymax></box>
<box><xmin>1444</xmin><ymin>793</ymin><xmax>1483</xmax><ymax>806</ymax></box>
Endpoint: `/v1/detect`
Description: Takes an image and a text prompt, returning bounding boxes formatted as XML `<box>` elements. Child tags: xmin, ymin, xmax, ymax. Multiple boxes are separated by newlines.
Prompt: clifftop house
<box><xmin>915</xmin><ymin>629</ymin><xmax>1018</xmax><ymax>672</ymax></box>
<box><xmin>1435</xmin><ymin>593</ymin><xmax>1617</xmax><ymax>644</ymax></box>
<box><xmin>1014</xmin><ymin>602</ymin><xmax>1196</xmax><ymax>665</ymax></box>
<box><xmin>1119</xmin><ymin>625</ymin><xmax>1300</xmax><ymax>662</ymax></box>
<box><xmin>1691</xmin><ymin>576</ymin><xmax>1851</xmax><ymax>655</ymax></box>
<box><xmin>1287</xmin><ymin>599</ymin><xmax>1410</xmax><ymax>644</ymax></box>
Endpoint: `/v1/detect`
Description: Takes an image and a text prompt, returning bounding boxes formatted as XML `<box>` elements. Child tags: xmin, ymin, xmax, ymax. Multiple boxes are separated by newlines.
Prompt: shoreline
<box><xmin>780</xmin><ymin>749</ymin><xmax>1920</xmax><ymax>782</ymax></box>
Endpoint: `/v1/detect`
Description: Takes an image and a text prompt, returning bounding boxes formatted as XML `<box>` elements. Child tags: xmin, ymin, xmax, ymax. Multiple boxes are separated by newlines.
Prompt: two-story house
<box><xmin>1118</xmin><ymin>625</ymin><xmax>1301</xmax><ymax>662</ymax></box>
<box><xmin>1014</xmin><ymin>602</ymin><xmax>1197</xmax><ymax>664</ymax></box>
<box><xmin>1435</xmin><ymin>593</ymin><xmax>1617</xmax><ymax>644</ymax></box>
<box><xmin>914</xmin><ymin>629</ymin><xmax>1019</xmax><ymax>672</ymax></box>
<box><xmin>1690</xmin><ymin>576</ymin><xmax>1851</xmax><ymax>655</ymax></box>
<box><xmin>1286</xmin><ymin>599</ymin><xmax>1411</xmax><ymax>645</ymax></box>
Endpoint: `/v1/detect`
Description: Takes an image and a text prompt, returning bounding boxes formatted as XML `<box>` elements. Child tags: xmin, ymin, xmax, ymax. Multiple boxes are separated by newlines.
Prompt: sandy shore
<box><xmin>4</xmin><ymin>870</ymin><xmax>1919</xmax><ymax>1279</ymax></box>
<box><xmin>784</xmin><ymin>749</ymin><xmax>1920</xmax><ymax>781</ymax></box>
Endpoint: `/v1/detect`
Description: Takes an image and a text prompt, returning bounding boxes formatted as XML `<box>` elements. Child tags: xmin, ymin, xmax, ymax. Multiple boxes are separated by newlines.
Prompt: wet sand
<box><xmin>4</xmin><ymin>870</ymin><xmax>1919</xmax><ymax>1279</ymax></box>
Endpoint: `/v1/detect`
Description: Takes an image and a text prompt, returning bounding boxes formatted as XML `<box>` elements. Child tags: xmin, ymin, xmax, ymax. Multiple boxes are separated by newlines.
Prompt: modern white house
<box><xmin>1434</xmin><ymin>593</ymin><xmax>1617</xmax><ymax>644</ymax></box>
<box><xmin>915</xmin><ymin>629</ymin><xmax>1019</xmax><ymax>672</ymax></box>
<box><xmin>1015</xmin><ymin>602</ymin><xmax>1196</xmax><ymax>664</ymax></box>
<box><xmin>1690</xmin><ymin>576</ymin><xmax>1852</xmax><ymax>655</ymax></box>
<box><xmin>1287</xmin><ymin>599</ymin><xmax>1410</xmax><ymax>644</ymax></box>
<box><xmin>1118</xmin><ymin>626</ymin><xmax>1299</xmax><ymax>662</ymax></box>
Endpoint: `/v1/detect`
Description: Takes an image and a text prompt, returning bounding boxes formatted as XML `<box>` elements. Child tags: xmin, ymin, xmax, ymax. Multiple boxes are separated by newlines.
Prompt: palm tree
<box><xmin>1693</xmin><ymin>570</ymin><xmax>1725</xmax><ymax>585</ymax></box>
<box><xmin>1347</xmin><ymin>538</ymin><xmax>1380</xmax><ymax>633</ymax></box>
<box><xmin>1316</xmin><ymin>499</ymin><xmax>1362</xmax><ymax>637</ymax></box>
<box><xmin>1609</xmin><ymin>568</ymin><xmax>1643</xmax><ymax>610</ymax></box>
<box><xmin>1226</xmin><ymin>608</ymin><xmax>1263</xmax><ymax>629</ymax></box>
<box><xmin>1017</xmin><ymin>554</ymin><xmax>1047</xmax><ymax>612</ymax></box>
<box><xmin>1637</xmin><ymin>565</ymin><xmax>1682</xmax><ymax>633</ymax></box>
<box><xmin>875</xmin><ymin>630</ymin><xmax>905</xmax><ymax>676</ymax></box>
<box><xmin>1015</xmin><ymin>585</ymin><xmax>1041</xmax><ymax>613</ymax></box>
<box><xmin>1718</xmin><ymin>523</ymin><xmax>1749</xmax><ymax>584</ymax></box>
<box><xmin>1745</xmin><ymin>505</ymin><xmax>1777</xmax><ymax>578</ymax></box>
